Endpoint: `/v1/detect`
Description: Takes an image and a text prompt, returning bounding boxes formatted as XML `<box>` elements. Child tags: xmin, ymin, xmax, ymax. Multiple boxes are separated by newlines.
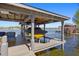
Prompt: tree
<box><xmin>73</xmin><ymin>9</ymin><xmax>79</xmax><ymax>31</ymax></box>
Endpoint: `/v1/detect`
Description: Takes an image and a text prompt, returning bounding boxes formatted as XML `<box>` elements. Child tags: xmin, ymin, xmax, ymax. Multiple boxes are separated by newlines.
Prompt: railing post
<box><xmin>1</xmin><ymin>35</ymin><xmax>8</xmax><ymax>56</ymax></box>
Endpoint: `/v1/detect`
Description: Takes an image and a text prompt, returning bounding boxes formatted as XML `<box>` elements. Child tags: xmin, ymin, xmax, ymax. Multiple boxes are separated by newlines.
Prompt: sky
<box><xmin>0</xmin><ymin>3</ymin><xmax>78</xmax><ymax>28</ymax></box>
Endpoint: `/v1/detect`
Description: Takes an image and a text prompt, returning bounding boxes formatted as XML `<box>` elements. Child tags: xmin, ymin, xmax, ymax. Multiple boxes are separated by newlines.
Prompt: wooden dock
<box><xmin>0</xmin><ymin>39</ymin><xmax>65</xmax><ymax>56</ymax></box>
<box><xmin>33</xmin><ymin>39</ymin><xmax>65</xmax><ymax>53</ymax></box>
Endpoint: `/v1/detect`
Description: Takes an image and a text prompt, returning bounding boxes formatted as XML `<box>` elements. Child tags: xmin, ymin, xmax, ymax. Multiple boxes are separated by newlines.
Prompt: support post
<box><xmin>21</xmin><ymin>23</ymin><xmax>23</xmax><ymax>36</ymax></box>
<box><xmin>37</xmin><ymin>25</ymin><xmax>40</xmax><ymax>43</ymax></box>
<box><xmin>1</xmin><ymin>36</ymin><xmax>8</xmax><ymax>56</ymax></box>
<box><xmin>21</xmin><ymin>23</ymin><xmax>25</xmax><ymax>39</ymax></box>
<box><xmin>61</xmin><ymin>21</ymin><xmax>64</xmax><ymax>50</ymax></box>
<box><xmin>44</xmin><ymin>23</ymin><xmax>46</xmax><ymax>43</ymax></box>
<box><xmin>31</xmin><ymin>15</ymin><xmax>35</xmax><ymax>51</ymax></box>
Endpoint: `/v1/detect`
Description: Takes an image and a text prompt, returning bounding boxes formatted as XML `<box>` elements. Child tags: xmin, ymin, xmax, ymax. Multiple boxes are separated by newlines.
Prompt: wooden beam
<box><xmin>0</xmin><ymin>17</ymin><xmax>24</xmax><ymax>22</ymax></box>
<box><xmin>24</xmin><ymin>15</ymin><xmax>31</xmax><ymax>22</ymax></box>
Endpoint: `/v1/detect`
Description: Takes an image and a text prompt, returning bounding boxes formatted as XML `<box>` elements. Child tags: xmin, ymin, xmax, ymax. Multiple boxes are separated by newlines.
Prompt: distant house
<box><xmin>64</xmin><ymin>24</ymin><xmax>76</xmax><ymax>34</ymax></box>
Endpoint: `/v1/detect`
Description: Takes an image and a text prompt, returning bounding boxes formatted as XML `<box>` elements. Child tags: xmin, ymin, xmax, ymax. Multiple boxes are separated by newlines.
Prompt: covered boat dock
<box><xmin>0</xmin><ymin>3</ymin><xmax>69</xmax><ymax>56</ymax></box>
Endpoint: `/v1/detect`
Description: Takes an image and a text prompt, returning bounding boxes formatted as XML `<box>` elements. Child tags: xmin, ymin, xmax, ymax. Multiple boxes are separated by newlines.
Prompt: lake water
<box><xmin>0</xmin><ymin>28</ymin><xmax>79</xmax><ymax>56</ymax></box>
<box><xmin>36</xmin><ymin>29</ymin><xmax>79</xmax><ymax>56</ymax></box>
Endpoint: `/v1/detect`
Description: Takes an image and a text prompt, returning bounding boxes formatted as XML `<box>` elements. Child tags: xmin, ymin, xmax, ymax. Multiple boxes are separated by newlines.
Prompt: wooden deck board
<box><xmin>33</xmin><ymin>39</ymin><xmax>65</xmax><ymax>53</ymax></box>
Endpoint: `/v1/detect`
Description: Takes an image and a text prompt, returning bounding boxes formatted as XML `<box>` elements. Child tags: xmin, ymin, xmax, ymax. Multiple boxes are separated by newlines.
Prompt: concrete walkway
<box><xmin>8</xmin><ymin>44</ymin><xmax>35</xmax><ymax>56</ymax></box>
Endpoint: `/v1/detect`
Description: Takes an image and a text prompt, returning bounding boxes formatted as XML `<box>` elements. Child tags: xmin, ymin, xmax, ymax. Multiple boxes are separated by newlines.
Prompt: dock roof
<box><xmin>0</xmin><ymin>3</ymin><xmax>69</xmax><ymax>24</ymax></box>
